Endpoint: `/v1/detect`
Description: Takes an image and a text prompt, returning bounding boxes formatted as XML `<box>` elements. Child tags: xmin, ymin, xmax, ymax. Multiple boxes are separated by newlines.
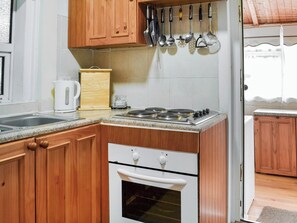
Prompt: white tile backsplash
<box><xmin>56</xmin><ymin>4</ymin><xmax>220</xmax><ymax>110</ymax></box>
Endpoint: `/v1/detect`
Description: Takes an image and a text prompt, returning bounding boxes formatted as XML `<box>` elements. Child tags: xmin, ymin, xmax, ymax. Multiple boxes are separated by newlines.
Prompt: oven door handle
<box><xmin>117</xmin><ymin>168</ymin><xmax>187</xmax><ymax>186</ymax></box>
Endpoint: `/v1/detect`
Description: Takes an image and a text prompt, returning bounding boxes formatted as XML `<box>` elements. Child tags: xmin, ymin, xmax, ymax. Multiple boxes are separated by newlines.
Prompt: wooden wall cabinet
<box><xmin>0</xmin><ymin>138</ymin><xmax>35</xmax><ymax>223</ymax></box>
<box><xmin>254</xmin><ymin>116</ymin><xmax>297</xmax><ymax>177</ymax></box>
<box><xmin>0</xmin><ymin>124</ymin><xmax>100</xmax><ymax>223</ymax></box>
<box><xmin>69</xmin><ymin>0</ymin><xmax>146</xmax><ymax>48</ymax></box>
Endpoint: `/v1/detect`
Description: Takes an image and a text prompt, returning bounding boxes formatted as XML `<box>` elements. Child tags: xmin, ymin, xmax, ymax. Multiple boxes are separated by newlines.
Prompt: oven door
<box><xmin>109</xmin><ymin>163</ymin><xmax>198</xmax><ymax>223</ymax></box>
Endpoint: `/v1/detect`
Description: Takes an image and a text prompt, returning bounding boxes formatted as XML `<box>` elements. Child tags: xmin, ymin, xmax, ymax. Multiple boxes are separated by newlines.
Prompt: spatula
<box><xmin>144</xmin><ymin>5</ymin><xmax>153</xmax><ymax>47</ymax></box>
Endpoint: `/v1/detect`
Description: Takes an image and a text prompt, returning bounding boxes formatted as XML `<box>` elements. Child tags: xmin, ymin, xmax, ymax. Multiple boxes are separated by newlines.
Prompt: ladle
<box><xmin>158</xmin><ymin>8</ymin><xmax>167</xmax><ymax>47</ymax></box>
<box><xmin>185</xmin><ymin>5</ymin><xmax>194</xmax><ymax>44</ymax></box>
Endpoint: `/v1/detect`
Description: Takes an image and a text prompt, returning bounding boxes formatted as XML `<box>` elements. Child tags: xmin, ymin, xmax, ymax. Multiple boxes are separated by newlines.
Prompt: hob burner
<box><xmin>167</xmin><ymin>109</ymin><xmax>194</xmax><ymax>117</ymax></box>
<box><xmin>127</xmin><ymin>110</ymin><xmax>156</xmax><ymax>118</ymax></box>
<box><xmin>157</xmin><ymin>112</ymin><xmax>182</xmax><ymax>121</ymax></box>
<box><xmin>145</xmin><ymin>107</ymin><xmax>167</xmax><ymax>113</ymax></box>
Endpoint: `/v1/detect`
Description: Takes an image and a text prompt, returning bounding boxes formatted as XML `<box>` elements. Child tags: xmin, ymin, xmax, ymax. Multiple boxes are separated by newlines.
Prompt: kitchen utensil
<box><xmin>144</xmin><ymin>5</ymin><xmax>153</xmax><ymax>47</ymax></box>
<box><xmin>166</xmin><ymin>6</ymin><xmax>175</xmax><ymax>46</ymax></box>
<box><xmin>185</xmin><ymin>5</ymin><xmax>194</xmax><ymax>44</ymax></box>
<box><xmin>150</xmin><ymin>6</ymin><xmax>158</xmax><ymax>45</ymax></box>
<box><xmin>195</xmin><ymin>5</ymin><xmax>207</xmax><ymax>48</ymax></box>
<box><xmin>158</xmin><ymin>8</ymin><xmax>167</xmax><ymax>47</ymax></box>
<box><xmin>54</xmin><ymin>80</ymin><xmax>81</xmax><ymax>112</ymax></box>
<box><xmin>204</xmin><ymin>3</ymin><xmax>219</xmax><ymax>46</ymax></box>
<box><xmin>176</xmin><ymin>6</ymin><xmax>185</xmax><ymax>42</ymax></box>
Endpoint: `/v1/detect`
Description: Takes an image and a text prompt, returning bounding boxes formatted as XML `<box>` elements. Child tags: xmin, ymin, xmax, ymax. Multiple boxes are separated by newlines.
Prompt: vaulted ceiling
<box><xmin>243</xmin><ymin>0</ymin><xmax>297</xmax><ymax>26</ymax></box>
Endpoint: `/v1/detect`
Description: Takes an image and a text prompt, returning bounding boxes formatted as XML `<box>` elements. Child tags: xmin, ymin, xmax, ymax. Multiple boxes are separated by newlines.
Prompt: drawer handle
<box><xmin>27</xmin><ymin>142</ymin><xmax>37</xmax><ymax>151</ymax></box>
<box><xmin>40</xmin><ymin>141</ymin><xmax>49</xmax><ymax>149</ymax></box>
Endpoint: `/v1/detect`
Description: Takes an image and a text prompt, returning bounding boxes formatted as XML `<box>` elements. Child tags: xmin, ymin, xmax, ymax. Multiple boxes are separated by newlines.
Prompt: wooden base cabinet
<box><xmin>36</xmin><ymin>125</ymin><xmax>101</xmax><ymax>223</ymax></box>
<box><xmin>69</xmin><ymin>0</ymin><xmax>146</xmax><ymax>48</ymax></box>
<box><xmin>0</xmin><ymin>138</ymin><xmax>35</xmax><ymax>223</ymax></box>
<box><xmin>254</xmin><ymin>116</ymin><xmax>297</xmax><ymax>176</ymax></box>
<box><xmin>0</xmin><ymin>124</ymin><xmax>100</xmax><ymax>223</ymax></box>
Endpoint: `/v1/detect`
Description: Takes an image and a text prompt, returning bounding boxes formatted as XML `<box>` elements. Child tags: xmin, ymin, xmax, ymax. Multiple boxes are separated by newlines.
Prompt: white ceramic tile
<box><xmin>169</xmin><ymin>78</ymin><xmax>194</xmax><ymax>108</ymax></box>
<box><xmin>160</xmin><ymin>46</ymin><xmax>218</xmax><ymax>78</ymax></box>
<box><xmin>93</xmin><ymin>51</ymin><xmax>111</xmax><ymax>68</ymax></box>
<box><xmin>191</xmin><ymin>78</ymin><xmax>219</xmax><ymax>110</ymax></box>
<box><xmin>147</xmin><ymin>48</ymin><xmax>166</xmax><ymax>78</ymax></box>
<box><xmin>60</xmin><ymin>16</ymin><xmax>69</xmax><ymax>50</ymax></box>
<box><xmin>169</xmin><ymin>77</ymin><xmax>219</xmax><ymax>109</ymax></box>
<box><xmin>59</xmin><ymin>49</ymin><xmax>81</xmax><ymax>80</ymax></box>
<box><xmin>112</xmin><ymin>82</ymin><xmax>149</xmax><ymax>108</ymax></box>
<box><xmin>147</xmin><ymin>78</ymin><xmax>170</xmax><ymax>107</ymax></box>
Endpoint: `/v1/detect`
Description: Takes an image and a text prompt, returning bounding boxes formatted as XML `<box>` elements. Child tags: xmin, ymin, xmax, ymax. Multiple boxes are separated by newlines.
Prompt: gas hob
<box><xmin>113</xmin><ymin>107</ymin><xmax>219</xmax><ymax>125</ymax></box>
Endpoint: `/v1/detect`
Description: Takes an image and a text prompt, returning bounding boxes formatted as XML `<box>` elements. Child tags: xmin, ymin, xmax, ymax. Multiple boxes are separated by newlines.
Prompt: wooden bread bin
<box><xmin>79</xmin><ymin>68</ymin><xmax>112</xmax><ymax>110</ymax></box>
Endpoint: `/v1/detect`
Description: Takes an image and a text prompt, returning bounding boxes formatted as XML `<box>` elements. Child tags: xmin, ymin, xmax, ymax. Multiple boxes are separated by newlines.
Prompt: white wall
<box><xmin>93</xmin><ymin>4</ymin><xmax>220</xmax><ymax>110</ymax></box>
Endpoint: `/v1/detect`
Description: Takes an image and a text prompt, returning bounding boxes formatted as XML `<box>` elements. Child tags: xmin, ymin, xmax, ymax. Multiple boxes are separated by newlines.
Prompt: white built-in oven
<box><xmin>108</xmin><ymin>143</ymin><xmax>199</xmax><ymax>223</ymax></box>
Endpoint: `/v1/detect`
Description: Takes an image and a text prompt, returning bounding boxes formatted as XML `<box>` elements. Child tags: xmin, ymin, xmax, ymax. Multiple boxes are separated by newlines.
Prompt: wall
<box><xmin>92</xmin><ymin>4</ymin><xmax>220</xmax><ymax>110</ymax></box>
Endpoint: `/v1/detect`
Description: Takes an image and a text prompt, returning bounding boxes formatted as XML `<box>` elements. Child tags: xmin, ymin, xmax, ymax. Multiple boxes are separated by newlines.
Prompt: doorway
<box><xmin>242</xmin><ymin>0</ymin><xmax>297</xmax><ymax>222</ymax></box>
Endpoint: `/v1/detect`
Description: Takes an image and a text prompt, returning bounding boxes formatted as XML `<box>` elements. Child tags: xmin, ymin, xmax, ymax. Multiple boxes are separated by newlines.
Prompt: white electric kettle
<box><xmin>53</xmin><ymin>80</ymin><xmax>81</xmax><ymax>112</ymax></box>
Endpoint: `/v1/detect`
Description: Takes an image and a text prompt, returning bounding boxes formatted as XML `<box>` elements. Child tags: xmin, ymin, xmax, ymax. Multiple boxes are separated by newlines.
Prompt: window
<box><xmin>244</xmin><ymin>43</ymin><xmax>297</xmax><ymax>103</ymax></box>
<box><xmin>0</xmin><ymin>0</ymin><xmax>13</xmax><ymax>102</ymax></box>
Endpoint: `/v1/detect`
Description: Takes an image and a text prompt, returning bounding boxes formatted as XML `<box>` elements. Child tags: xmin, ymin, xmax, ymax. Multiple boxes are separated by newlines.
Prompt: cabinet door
<box><xmin>254</xmin><ymin>116</ymin><xmax>297</xmax><ymax>176</ymax></box>
<box><xmin>36</xmin><ymin>125</ymin><xmax>100</xmax><ymax>223</ymax></box>
<box><xmin>109</xmin><ymin>0</ymin><xmax>137</xmax><ymax>43</ymax></box>
<box><xmin>273</xmin><ymin>117</ymin><xmax>296</xmax><ymax>176</ymax></box>
<box><xmin>0</xmin><ymin>138</ymin><xmax>35</xmax><ymax>223</ymax></box>
<box><xmin>254</xmin><ymin>116</ymin><xmax>275</xmax><ymax>173</ymax></box>
<box><xmin>87</xmin><ymin>0</ymin><xmax>108</xmax><ymax>45</ymax></box>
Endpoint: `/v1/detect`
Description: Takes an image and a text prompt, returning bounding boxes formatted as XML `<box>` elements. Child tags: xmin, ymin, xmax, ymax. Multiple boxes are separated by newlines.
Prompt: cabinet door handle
<box><xmin>27</xmin><ymin>142</ymin><xmax>37</xmax><ymax>151</ymax></box>
<box><xmin>39</xmin><ymin>141</ymin><xmax>49</xmax><ymax>149</ymax></box>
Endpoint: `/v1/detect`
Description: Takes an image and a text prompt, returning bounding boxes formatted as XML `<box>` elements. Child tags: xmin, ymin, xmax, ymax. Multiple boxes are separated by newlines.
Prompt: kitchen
<box><xmin>0</xmin><ymin>0</ymin><xmax>241</xmax><ymax>223</ymax></box>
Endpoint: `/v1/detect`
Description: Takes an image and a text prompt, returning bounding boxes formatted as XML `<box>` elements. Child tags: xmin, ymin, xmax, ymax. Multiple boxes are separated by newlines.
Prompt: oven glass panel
<box><xmin>122</xmin><ymin>181</ymin><xmax>181</xmax><ymax>223</ymax></box>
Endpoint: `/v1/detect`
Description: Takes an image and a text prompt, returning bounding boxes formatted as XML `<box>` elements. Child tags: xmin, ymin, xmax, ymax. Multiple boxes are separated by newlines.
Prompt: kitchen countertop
<box><xmin>254</xmin><ymin>108</ymin><xmax>297</xmax><ymax>117</ymax></box>
<box><xmin>0</xmin><ymin>109</ymin><xmax>227</xmax><ymax>144</ymax></box>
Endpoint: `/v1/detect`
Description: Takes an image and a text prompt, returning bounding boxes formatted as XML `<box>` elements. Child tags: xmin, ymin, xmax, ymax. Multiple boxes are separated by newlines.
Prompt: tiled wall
<box><xmin>93</xmin><ymin>46</ymin><xmax>219</xmax><ymax>109</ymax></box>
<box><xmin>57</xmin><ymin>3</ymin><xmax>220</xmax><ymax>110</ymax></box>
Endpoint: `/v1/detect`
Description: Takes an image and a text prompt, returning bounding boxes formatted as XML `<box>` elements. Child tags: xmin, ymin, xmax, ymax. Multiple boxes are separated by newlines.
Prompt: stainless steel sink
<box><xmin>0</xmin><ymin>114</ymin><xmax>80</xmax><ymax>128</ymax></box>
<box><xmin>0</xmin><ymin>125</ymin><xmax>17</xmax><ymax>133</ymax></box>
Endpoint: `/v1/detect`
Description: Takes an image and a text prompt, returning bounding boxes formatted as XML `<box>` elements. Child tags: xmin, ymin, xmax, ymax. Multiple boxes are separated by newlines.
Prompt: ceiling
<box><xmin>243</xmin><ymin>0</ymin><xmax>297</xmax><ymax>26</ymax></box>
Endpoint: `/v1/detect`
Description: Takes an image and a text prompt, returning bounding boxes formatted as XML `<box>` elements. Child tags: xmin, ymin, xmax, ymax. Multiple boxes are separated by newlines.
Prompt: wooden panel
<box><xmin>79</xmin><ymin>71</ymin><xmax>111</xmax><ymax>110</ymax></box>
<box><xmin>47</xmin><ymin>142</ymin><xmax>68</xmax><ymax>223</ymax></box>
<box><xmin>110</xmin><ymin>0</ymin><xmax>129</xmax><ymax>38</ymax></box>
<box><xmin>100</xmin><ymin>124</ymin><xmax>200</xmax><ymax>222</ymax></box>
<box><xmin>254</xmin><ymin>117</ymin><xmax>274</xmax><ymax>173</ymax></box>
<box><xmin>274</xmin><ymin>117</ymin><xmax>296</xmax><ymax>176</ymax></box>
<box><xmin>68</xmin><ymin>0</ymin><xmax>87</xmax><ymax>47</ymax></box>
<box><xmin>87</xmin><ymin>0</ymin><xmax>108</xmax><ymax>40</ymax></box>
<box><xmin>0</xmin><ymin>161</ymin><xmax>20</xmax><ymax>222</ymax></box>
<box><xmin>101</xmin><ymin>125</ymin><xmax>199</xmax><ymax>152</ymax></box>
<box><xmin>36</xmin><ymin>124</ymin><xmax>101</xmax><ymax>223</ymax></box>
<box><xmin>76</xmin><ymin>133</ymin><xmax>99</xmax><ymax>223</ymax></box>
<box><xmin>199</xmin><ymin>120</ymin><xmax>227</xmax><ymax>223</ymax></box>
<box><xmin>0</xmin><ymin>138</ymin><xmax>35</xmax><ymax>223</ymax></box>
<box><xmin>254</xmin><ymin>116</ymin><xmax>297</xmax><ymax>177</ymax></box>
<box><xmin>243</xmin><ymin>0</ymin><xmax>297</xmax><ymax>26</ymax></box>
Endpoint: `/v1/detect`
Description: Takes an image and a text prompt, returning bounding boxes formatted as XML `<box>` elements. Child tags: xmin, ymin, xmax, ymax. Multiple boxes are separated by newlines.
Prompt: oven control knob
<box><xmin>159</xmin><ymin>155</ymin><xmax>167</xmax><ymax>165</ymax></box>
<box><xmin>132</xmin><ymin>152</ymin><xmax>140</xmax><ymax>162</ymax></box>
